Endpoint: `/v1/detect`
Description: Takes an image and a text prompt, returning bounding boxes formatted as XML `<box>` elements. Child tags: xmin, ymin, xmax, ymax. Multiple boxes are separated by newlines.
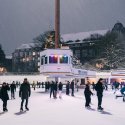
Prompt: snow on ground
<box><xmin>0</xmin><ymin>88</ymin><xmax>125</xmax><ymax>125</ymax></box>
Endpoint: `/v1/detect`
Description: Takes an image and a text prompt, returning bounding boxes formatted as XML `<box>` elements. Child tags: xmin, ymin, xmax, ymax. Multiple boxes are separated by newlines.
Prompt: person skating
<box><xmin>58</xmin><ymin>82</ymin><xmax>63</xmax><ymax>99</ymax></box>
<box><xmin>66</xmin><ymin>81</ymin><xmax>70</xmax><ymax>95</ymax></box>
<box><xmin>95</xmin><ymin>78</ymin><xmax>104</xmax><ymax>111</ymax></box>
<box><xmin>92</xmin><ymin>82</ymin><xmax>95</xmax><ymax>91</ymax></box>
<box><xmin>19</xmin><ymin>78</ymin><xmax>31</xmax><ymax>111</ymax></box>
<box><xmin>84</xmin><ymin>81</ymin><xmax>93</xmax><ymax>108</ymax></box>
<box><xmin>120</xmin><ymin>85</ymin><xmax>125</xmax><ymax>102</ymax></box>
<box><xmin>54</xmin><ymin>81</ymin><xmax>58</xmax><ymax>99</ymax></box>
<box><xmin>50</xmin><ymin>81</ymin><xmax>54</xmax><ymax>98</ymax></box>
<box><xmin>0</xmin><ymin>82</ymin><xmax>10</xmax><ymax>112</ymax></box>
<box><xmin>10</xmin><ymin>81</ymin><xmax>16</xmax><ymax>99</ymax></box>
<box><xmin>70</xmin><ymin>80</ymin><xmax>75</xmax><ymax>96</ymax></box>
<box><xmin>32</xmin><ymin>81</ymin><xmax>36</xmax><ymax>90</ymax></box>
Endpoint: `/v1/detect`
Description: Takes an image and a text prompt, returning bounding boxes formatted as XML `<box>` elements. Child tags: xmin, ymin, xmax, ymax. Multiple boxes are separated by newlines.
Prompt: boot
<box><xmin>25</xmin><ymin>107</ymin><xmax>29</xmax><ymax>111</ymax></box>
<box><xmin>20</xmin><ymin>107</ymin><xmax>23</xmax><ymax>112</ymax></box>
<box><xmin>98</xmin><ymin>106</ymin><xmax>103</xmax><ymax>110</ymax></box>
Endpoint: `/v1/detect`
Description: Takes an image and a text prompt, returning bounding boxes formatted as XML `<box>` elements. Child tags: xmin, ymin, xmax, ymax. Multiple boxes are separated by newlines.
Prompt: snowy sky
<box><xmin>0</xmin><ymin>0</ymin><xmax>125</xmax><ymax>55</ymax></box>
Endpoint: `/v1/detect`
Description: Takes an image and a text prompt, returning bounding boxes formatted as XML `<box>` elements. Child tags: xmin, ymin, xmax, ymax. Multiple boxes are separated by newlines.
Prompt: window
<box><xmin>82</xmin><ymin>50</ymin><xmax>88</xmax><ymax>57</ymax></box>
<box><xmin>49</xmin><ymin>55</ymin><xmax>58</xmax><ymax>63</ymax></box>
<box><xmin>88</xmin><ymin>49</ymin><xmax>93</xmax><ymax>57</ymax></box>
<box><xmin>20</xmin><ymin>52</ymin><xmax>24</xmax><ymax>57</ymax></box>
<box><xmin>59</xmin><ymin>55</ymin><xmax>68</xmax><ymax>63</ymax></box>
<box><xmin>75</xmin><ymin>50</ymin><xmax>80</xmax><ymax>58</ymax></box>
<box><xmin>45</xmin><ymin>56</ymin><xmax>48</xmax><ymax>64</ymax></box>
<box><xmin>41</xmin><ymin>57</ymin><xmax>44</xmax><ymax>65</ymax></box>
<box><xmin>29</xmin><ymin>51</ymin><xmax>32</xmax><ymax>56</ymax></box>
<box><xmin>33</xmin><ymin>52</ymin><xmax>36</xmax><ymax>56</ymax></box>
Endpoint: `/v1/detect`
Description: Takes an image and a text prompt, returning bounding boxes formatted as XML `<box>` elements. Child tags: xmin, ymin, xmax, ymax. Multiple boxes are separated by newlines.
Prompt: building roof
<box><xmin>62</xmin><ymin>29</ymin><xmax>108</xmax><ymax>42</ymax></box>
<box><xmin>16</xmin><ymin>42</ymin><xmax>41</xmax><ymax>50</ymax></box>
<box><xmin>15</xmin><ymin>30</ymin><xmax>108</xmax><ymax>50</ymax></box>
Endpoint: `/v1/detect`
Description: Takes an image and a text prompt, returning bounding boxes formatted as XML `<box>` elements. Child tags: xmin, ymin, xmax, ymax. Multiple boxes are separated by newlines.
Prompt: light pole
<box><xmin>55</xmin><ymin>0</ymin><xmax>60</xmax><ymax>48</ymax></box>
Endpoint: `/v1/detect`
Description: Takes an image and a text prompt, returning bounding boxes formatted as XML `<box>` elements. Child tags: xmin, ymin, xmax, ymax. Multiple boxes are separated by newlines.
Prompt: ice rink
<box><xmin>0</xmin><ymin>88</ymin><xmax>125</xmax><ymax>125</ymax></box>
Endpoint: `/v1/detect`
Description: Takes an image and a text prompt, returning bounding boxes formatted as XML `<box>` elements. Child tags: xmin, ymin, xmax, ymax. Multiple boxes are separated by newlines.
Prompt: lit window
<box><xmin>33</xmin><ymin>52</ymin><xmax>36</xmax><ymax>56</ymax></box>
<box><xmin>60</xmin><ymin>55</ymin><xmax>68</xmax><ymax>63</ymax></box>
<box><xmin>49</xmin><ymin>55</ymin><xmax>58</xmax><ymax>63</ymax></box>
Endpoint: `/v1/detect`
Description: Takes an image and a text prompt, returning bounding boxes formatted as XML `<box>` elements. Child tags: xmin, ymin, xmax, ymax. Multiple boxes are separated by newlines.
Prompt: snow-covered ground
<box><xmin>0</xmin><ymin>88</ymin><xmax>125</xmax><ymax>125</ymax></box>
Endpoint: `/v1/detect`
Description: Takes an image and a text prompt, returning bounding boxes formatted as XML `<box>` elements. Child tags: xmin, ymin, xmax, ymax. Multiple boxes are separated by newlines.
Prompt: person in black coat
<box><xmin>66</xmin><ymin>81</ymin><xmax>70</xmax><ymax>95</ymax></box>
<box><xmin>0</xmin><ymin>82</ymin><xmax>10</xmax><ymax>112</ymax></box>
<box><xmin>84</xmin><ymin>82</ymin><xmax>93</xmax><ymax>108</ymax></box>
<box><xmin>58</xmin><ymin>82</ymin><xmax>63</xmax><ymax>99</ymax></box>
<box><xmin>10</xmin><ymin>81</ymin><xmax>16</xmax><ymax>99</ymax></box>
<box><xmin>50</xmin><ymin>81</ymin><xmax>54</xmax><ymax>98</ymax></box>
<box><xmin>95</xmin><ymin>78</ymin><xmax>104</xmax><ymax>110</ymax></box>
<box><xmin>45</xmin><ymin>82</ymin><xmax>48</xmax><ymax>92</ymax></box>
<box><xmin>54</xmin><ymin>81</ymin><xmax>58</xmax><ymax>99</ymax></box>
<box><xmin>19</xmin><ymin>78</ymin><xmax>31</xmax><ymax>111</ymax></box>
<box><xmin>70</xmin><ymin>80</ymin><xmax>75</xmax><ymax>96</ymax></box>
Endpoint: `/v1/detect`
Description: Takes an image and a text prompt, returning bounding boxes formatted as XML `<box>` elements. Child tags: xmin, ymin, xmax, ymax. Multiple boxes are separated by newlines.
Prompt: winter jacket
<box><xmin>70</xmin><ymin>81</ymin><xmax>74</xmax><ymax>90</ymax></box>
<box><xmin>95</xmin><ymin>82</ymin><xmax>104</xmax><ymax>96</ymax></box>
<box><xmin>84</xmin><ymin>84</ymin><xmax>93</xmax><ymax>96</ymax></box>
<box><xmin>19</xmin><ymin>82</ymin><xmax>31</xmax><ymax>99</ymax></box>
<box><xmin>10</xmin><ymin>84</ymin><xmax>16</xmax><ymax>92</ymax></box>
<box><xmin>58</xmin><ymin>83</ymin><xmax>63</xmax><ymax>91</ymax></box>
<box><xmin>120</xmin><ymin>87</ymin><xmax>125</xmax><ymax>95</ymax></box>
<box><xmin>0</xmin><ymin>85</ymin><xmax>10</xmax><ymax>101</ymax></box>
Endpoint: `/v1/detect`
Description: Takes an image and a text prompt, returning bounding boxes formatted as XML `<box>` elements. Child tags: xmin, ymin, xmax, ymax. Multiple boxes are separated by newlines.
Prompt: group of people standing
<box><xmin>49</xmin><ymin>80</ymin><xmax>75</xmax><ymax>99</ymax></box>
<box><xmin>49</xmin><ymin>81</ymin><xmax>63</xmax><ymax>99</ymax></box>
<box><xmin>0</xmin><ymin>78</ymin><xmax>31</xmax><ymax>112</ymax></box>
<box><xmin>84</xmin><ymin>78</ymin><xmax>104</xmax><ymax>111</ymax></box>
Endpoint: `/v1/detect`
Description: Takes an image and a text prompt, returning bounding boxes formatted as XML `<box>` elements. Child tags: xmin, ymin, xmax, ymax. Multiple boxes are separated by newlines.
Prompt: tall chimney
<box><xmin>55</xmin><ymin>0</ymin><xmax>60</xmax><ymax>48</ymax></box>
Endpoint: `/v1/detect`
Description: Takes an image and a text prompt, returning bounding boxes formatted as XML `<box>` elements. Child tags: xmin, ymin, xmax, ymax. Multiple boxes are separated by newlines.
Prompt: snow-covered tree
<box><xmin>33</xmin><ymin>30</ymin><xmax>62</xmax><ymax>49</ymax></box>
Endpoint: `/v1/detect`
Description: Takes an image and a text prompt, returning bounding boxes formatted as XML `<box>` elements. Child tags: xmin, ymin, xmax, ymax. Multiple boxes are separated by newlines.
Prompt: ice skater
<box><xmin>50</xmin><ymin>81</ymin><xmax>54</xmax><ymax>98</ymax></box>
<box><xmin>58</xmin><ymin>82</ymin><xmax>63</xmax><ymax>99</ymax></box>
<box><xmin>120</xmin><ymin>85</ymin><xmax>125</xmax><ymax>102</ymax></box>
<box><xmin>70</xmin><ymin>80</ymin><xmax>75</xmax><ymax>96</ymax></box>
<box><xmin>95</xmin><ymin>78</ymin><xmax>104</xmax><ymax>111</ymax></box>
<box><xmin>84</xmin><ymin>81</ymin><xmax>93</xmax><ymax>108</ymax></box>
<box><xmin>54</xmin><ymin>81</ymin><xmax>58</xmax><ymax>99</ymax></box>
<box><xmin>0</xmin><ymin>82</ymin><xmax>10</xmax><ymax>112</ymax></box>
<box><xmin>10</xmin><ymin>81</ymin><xmax>16</xmax><ymax>99</ymax></box>
<box><xmin>66</xmin><ymin>81</ymin><xmax>70</xmax><ymax>95</ymax></box>
<box><xmin>32</xmin><ymin>81</ymin><xmax>36</xmax><ymax>90</ymax></box>
<box><xmin>19</xmin><ymin>78</ymin><xmax>31</xmax><ymax>111</ymax></box>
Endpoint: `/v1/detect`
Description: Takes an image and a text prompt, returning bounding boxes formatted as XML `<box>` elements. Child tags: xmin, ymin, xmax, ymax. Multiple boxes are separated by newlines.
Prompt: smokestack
<box><xmin>55</xmin><ymin>0</ymin><xmax>60</xmax><ymax>48</ymax></box>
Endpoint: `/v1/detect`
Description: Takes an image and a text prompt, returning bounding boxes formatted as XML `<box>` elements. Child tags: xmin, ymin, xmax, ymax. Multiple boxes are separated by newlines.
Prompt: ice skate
<box><xmin>20</xmin><ymin>107</ymin><xmax>23</xmax><ymax>112</ymax></box>
<box><xmin>25</xmin><ymin>107</ymin><xmax>29</xmax><ymax>111</ymax></box>
<box><xmin>97</xmin><ymin>106</ymin><xmax>104</xmax><ymax>111</ymax></box>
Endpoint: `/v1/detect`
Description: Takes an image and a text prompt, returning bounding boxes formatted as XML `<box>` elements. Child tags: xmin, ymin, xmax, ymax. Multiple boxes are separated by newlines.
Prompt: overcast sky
<box><xmin>0</xmin><ymin>0</ymin><xmax>125</xmax><ymax>55</ymax></box>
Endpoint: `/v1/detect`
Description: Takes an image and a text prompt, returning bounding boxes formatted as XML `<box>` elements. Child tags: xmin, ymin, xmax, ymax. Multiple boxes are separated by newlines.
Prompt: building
<box><xmin>39</xmin><ymin>48</ymin><xmax>96</xmax><ymax>83</ymax></box>
<box><xmin>61</xmin><ymin>22</ymin><xmax>125</xmax><ymax>66</ymax></box>
<box><xmin>12</xmin><ymin>42</ymin><xmax>42</xmax><ymax>73</ymax></box>
<box><xmin>62</xmin><ymin>30</ymin><xmax>108</xmax><ymax>64</ymax></box>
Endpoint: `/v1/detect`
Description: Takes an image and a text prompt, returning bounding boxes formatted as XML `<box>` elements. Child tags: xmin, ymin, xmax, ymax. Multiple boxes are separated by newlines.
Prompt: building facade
<box><xmin>62</xmin><ymin>30</ymin><xmax>108</xmax><ymax>64</ymax></box>
<box><xmin>12</xmin><ymin>43</ymin><xmax>42</xmax><ymax>73</ymax></box>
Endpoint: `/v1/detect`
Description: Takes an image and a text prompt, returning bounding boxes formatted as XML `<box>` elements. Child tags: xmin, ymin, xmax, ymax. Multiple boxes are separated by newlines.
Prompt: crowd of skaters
<box><xmin>0</xmin><ymin>78</ymin><xmax>125</xmax><ymax>112</ymax></box>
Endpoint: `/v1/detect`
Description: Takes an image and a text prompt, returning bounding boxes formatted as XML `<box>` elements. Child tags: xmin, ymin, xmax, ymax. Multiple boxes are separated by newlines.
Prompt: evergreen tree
<box><xmin>33</xmin><ymin>30</ymin><xmax>62</xmax><ymax>49</ymax></box>
<box><xmin>0</xmin><ymin>44</ymin><xmax>6</xmax><ymax>66</ymax></box>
